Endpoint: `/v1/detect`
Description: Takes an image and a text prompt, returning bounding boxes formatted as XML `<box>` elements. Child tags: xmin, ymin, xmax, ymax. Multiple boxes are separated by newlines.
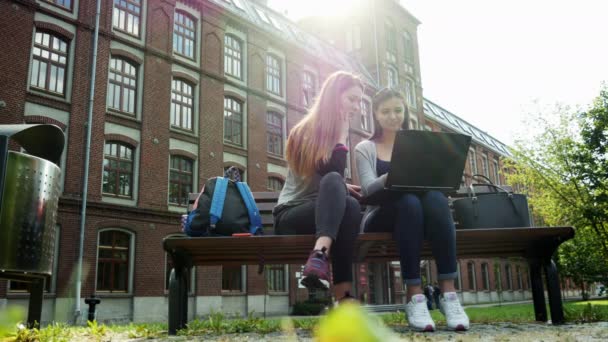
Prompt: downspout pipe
<box><xmin>75</xmin><ymin>0</ymin><xmax>101</xmax><ymax>323</ymax></box>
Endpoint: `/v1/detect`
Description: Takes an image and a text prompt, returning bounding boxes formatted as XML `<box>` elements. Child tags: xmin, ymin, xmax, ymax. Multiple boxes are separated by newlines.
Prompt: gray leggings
<box><xmin>274</xmin><ymin>172</ymin><xmax>361</xmax><ymax>284</ymax></box>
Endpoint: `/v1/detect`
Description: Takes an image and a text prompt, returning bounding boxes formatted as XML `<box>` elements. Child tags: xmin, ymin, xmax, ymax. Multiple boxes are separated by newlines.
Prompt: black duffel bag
<box><xmin>452</xmin><ymin>175</ymin><xmax>530</xmax><ymax>229</ymax></box>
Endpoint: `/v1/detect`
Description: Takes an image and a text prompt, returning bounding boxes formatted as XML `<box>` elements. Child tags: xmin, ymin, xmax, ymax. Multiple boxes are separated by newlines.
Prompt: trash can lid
<box><xmin>0</xmin><ymin>124</ymin><xmax>65</xmax><ymax>165</ymax></box>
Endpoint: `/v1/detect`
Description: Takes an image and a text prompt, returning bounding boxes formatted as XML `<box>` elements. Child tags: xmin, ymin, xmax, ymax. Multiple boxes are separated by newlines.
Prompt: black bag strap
<box><xmin>471</xmin><ymin>174</ymin><xmax>494</xmax><ymax>185</ymax></box>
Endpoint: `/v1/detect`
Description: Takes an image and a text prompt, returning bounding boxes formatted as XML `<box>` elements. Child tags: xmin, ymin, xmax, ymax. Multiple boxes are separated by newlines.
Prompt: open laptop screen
<box><xmin>386</xmin><ymin>130</ymin><xmax>472</xmax><ymax>191</ymax></box>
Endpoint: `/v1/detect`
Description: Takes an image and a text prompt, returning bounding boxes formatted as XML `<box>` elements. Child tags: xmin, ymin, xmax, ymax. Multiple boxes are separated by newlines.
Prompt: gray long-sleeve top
<box><xmin>355</xmin><ymin>139</ymin><xmax>388</xmax><ymax>231</ymax></box>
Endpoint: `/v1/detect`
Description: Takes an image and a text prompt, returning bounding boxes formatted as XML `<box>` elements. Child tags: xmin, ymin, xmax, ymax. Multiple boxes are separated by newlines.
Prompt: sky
<box><xmin>267</xmin><ymin>0</ymin><xmax>608</xmax><ymax>146</ymax></box>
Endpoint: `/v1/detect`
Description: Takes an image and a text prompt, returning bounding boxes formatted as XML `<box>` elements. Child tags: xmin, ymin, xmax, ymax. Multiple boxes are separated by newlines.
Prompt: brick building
<box><xmin>0</xmin><ymin>0</ymin><xmax>578</xmax><ymax>324</ymax></box>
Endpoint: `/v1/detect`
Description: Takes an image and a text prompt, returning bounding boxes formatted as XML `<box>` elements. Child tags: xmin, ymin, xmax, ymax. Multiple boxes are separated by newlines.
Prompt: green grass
<box><xmin>2</xmin><ymin>300</ymin><xmax>607</xmax><ymax>340</ymax></box>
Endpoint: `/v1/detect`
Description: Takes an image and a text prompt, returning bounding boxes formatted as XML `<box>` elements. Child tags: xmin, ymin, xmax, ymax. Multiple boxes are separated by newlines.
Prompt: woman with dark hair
<box><xmin>354</xmin><ymin>88</ymin><xmax>469</xmax><ymax>331</ymax></box>
<box><xmin>274</xmin><ymin>71</ymin><xmax>363</xmax><ymax>303</ymax></box>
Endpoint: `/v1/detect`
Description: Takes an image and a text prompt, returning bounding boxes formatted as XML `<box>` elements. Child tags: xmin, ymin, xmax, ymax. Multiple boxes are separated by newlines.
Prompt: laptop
<box><xmin>361</xmin><ymin>130</ymin><xmax>472</xmax><ymax>205</ymax></box>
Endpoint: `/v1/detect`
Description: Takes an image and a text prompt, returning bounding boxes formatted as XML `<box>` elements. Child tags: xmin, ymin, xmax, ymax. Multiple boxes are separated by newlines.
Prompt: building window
<box><xmin>222</xmin><ymin>265</ymin><xmax>244</xmax><ymax>292</ymax></box>
<box><xmin>96</xmin><ymin>230</ymin><xmax>132</xmax><ymax>292</ymax></box>
<box><xmin>361</xmin><ymin>99</ymin><xmax>371</xmax><ymax>132</ymax></box>
<box><xmin>482</xmin><ymin>153</ymin><xmax>489</xmax><ymax>178</ymax></box>
<box><xmin>224</xmin><ymin>34</ymin><xmax>242</xmax><ymax>79</ymax></box>
<box><xmin>385</xmin><ymin>22</ymin><xmax>397</xmax><ymax>63</ymax></box>
<box><xmin>169</xmin><ymin>155</ymin><xmax>193</xmax><ymax>206</ymax></box>
<box><xmin>516</xmin><ymin>265</ymin><xmax>523</xmax><ymax>290</ymax></box>
<box><xmin>267</xmin><ymin>265</ymin><xmax>286</xmax><ymax>292</ymax></box>
<box><xmin>481</xmin><ymin>263</ymin><xmax>490</xmax><ymax>290</ymax></box>
<box><xmin>103</xmin><ymin>142</ymin><xmax>134</xmax><ymax>197</ymax></box>
<box><xmin>405</xmin><ymin>79</ymin><xmax>416</xmax><ymax>108</ymax></box>
<box><xmin>112</xmin><ymin>0</ymin><xmax>141</xmax><ymax>37</ymax></box>
<box><xmin>173</xmin><ymin>11</ymin><xmax>196</xmax><ymax>59</ymax></box>
<box><xmin>266</xmin><ymin>54</ymin><xmax>281</xmax><ymax>95</ymax></box>
<box><xmin>468</xmin><ymin>148</ymin><xmax>478</xmax><ymax>176</ymax></box>
<box><xmin>107</xmin><ymin>57</ymin><xmax>137</xmax><ymax>115</ymax></box>
<box><xmin>43</xmin><ymin>0</ymin><xmax>72</xmax><ymax>10</ymax></box>
<box><xmin>493</xmin><ymin>158</ymin><xmax>500</xmax><ymax>184</ymax></box>
<box><xmin>346</xmin><ymin>25</ymin><xmax>361</xmax><ymax>52</ymax></box>
<box><xmin>409</xmin><ymin>116</ymin><xmax>418</xmax><ymax>130</ymax></box>
<box><xmin>266</xmin><ymin>111</ymin><xmax>283</xmax><ymax>156</ymax></box>
<box><xmin>170</xmin><ymin>79</ymin><xmax>193</xmax><ymax>131</ymax></box>
<box><xmin>467</xmin><ymin>261</ymin><xmax>476</xmax><ymax>291</ymax></box>
<box><xmin>505</xmin><ymin>264</ymin><xmax>513</xmax><ymax>290</ymax></box>
<box><xmin>267</xmin><ymin>177</ymin><xmax>284</xmax><ymax>191</ymax></box>
<box><xmin>302</xmin><ymin>71</ymin><xmax>316</xmax><ymax>107</ymax></box>
<box><xmin>223</xmin><ymin>97</ymin><xmax>243</xmax><ymax>146</ymax></box>
<box><xmin>403</xmin><ymin>31</ymin><xmax>414</xmax><ymax>65</ymax></box>
<box><xmin>30</xmin><ymin>31</ymin><xmax>68</xmax><ymax>96</ymax></box>
<box><xmin>387</xmin><ymin>67</ymin><xmax>398</xmax><ymax>88</ymax></box>
<box><xmin>424</xmin><ymin>124</ymin><xmax>432</xmax><ymax>132</ymax></box>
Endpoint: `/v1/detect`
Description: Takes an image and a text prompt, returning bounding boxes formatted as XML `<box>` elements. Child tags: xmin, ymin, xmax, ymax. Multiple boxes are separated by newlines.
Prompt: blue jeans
<box><xmin>364</xmin><ymin>191</ymin><xmax>458</xmax><ymax>285</ymax></box>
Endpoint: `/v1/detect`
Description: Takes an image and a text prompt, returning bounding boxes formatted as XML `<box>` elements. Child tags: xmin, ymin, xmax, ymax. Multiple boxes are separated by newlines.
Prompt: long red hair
<box><xmin>285</xmin><ymin>71</ymin><xmax>363</xmax><ymax>179</ymax></box>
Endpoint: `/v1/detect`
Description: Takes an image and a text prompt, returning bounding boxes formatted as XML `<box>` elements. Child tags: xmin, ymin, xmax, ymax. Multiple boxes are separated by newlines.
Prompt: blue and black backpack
<box><xmin>184</xmin><ymin>167</ymin><xmax>263</xmax><ymax>237</ymax></box>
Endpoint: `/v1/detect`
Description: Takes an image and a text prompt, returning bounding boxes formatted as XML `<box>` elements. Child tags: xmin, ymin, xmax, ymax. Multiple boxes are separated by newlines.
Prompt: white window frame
<box><xmin>94</xmin><ymin>228</ymin><xmax>135</xmax><ymax>294</ymax></box>
<box><xmin>493</xmin><ymin>158</ymin><xmax>500</xmax><ymax>184</ymax></box>
<box><xmin>482</xmin><ymin>153</ymin><xmax>489</xmax><ymax>178</ymax></box>
<box><xmin>27</xmin><ymin>15</ymin><xmax>76</xmax><ymax>103</ymax></box>
<box><xmin>469</xmin><ymin>148</ymin><xmax>478</xmax><ymax>175</ymax></box>
<box><xmin>266</xmin><ymin>264</ymin><xmax>289</xmax><ymax>293</ymax></box>
<box><xmin>467</xmin><ymin>261</ymin><xmax>477</xmax><ymax>291</ymax></box>
<box><xmin>405</xmin><ymin>79</ymin><xmax>416</xmax><ymax>109</ymax></box>
<box><xmin>481</xmin><ymin>262</ymin><xmax>490</xmax><ymax>291</ymax></box>
<box><xmin>387</xmin><ymin>66</ymin><xmax>398</xmax><ymax>88</ymax></box>
<box><xmin>224</xmin><ymin>34</ymin><xmax>243</xmax><ymax>80</ymax></box>
<box><xmin>101</xmin><ymin>123</ymin><xmax>141</xmax><ymax>207</ymax></box>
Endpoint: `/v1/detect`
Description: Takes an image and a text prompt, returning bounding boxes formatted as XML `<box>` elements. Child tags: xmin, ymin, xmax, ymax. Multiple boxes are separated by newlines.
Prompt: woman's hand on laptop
<box><xmin>347</xmin><ymin>184</ymin><xmax>363</xmax><ymax>200</ymax></box>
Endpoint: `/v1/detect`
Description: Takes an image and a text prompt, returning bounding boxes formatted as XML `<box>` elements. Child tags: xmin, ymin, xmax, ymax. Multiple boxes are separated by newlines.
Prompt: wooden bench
<box><xmin>163</xmin><ymin>192</ymin><xmax>575</xmax><ymax>335</ymax></box>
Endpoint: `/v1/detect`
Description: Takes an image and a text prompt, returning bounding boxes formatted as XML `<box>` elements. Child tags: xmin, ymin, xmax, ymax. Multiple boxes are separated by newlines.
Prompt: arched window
<box><xmin>107</xmin><ymin>57</ymin><xmax>137</xmax><ymax>114</ymax></box>
<box><xmin>173</xmin><ymin>11</ymin><xmax>196</xmax><ymax>59</ymax></box>
<box><xmin>224</xmin><ymin>34</ymin><xmax>242</xmax><ymax>79</ymax></box>
<box><xmin>403</xmin><ymin>31</ymin><xmax>414</xmax><ymax>64</ymax></box>
<box><xmin>481</xmin><ymin>262</ymin><xmax>490</xmax><ymax>290</ymax></box>
<box><xmin>267</xmin><ymin>177</ymin><xmax>284</xmax><ymax>191</ymax></box>
<box><xmin>360</xmin><ymin>99</ymin><xmax>371</xmax><ymax>132</ymax></box>
<box><xmin>302</xmin><ymin>71</ymin><xmax>316</xmax><ymax>107</ymax></box>
<box><xmin>516</xmin><ymin>265</ymin><xmax>523</xmax><ymax>290</ymax></box>
<box><xmin>103</xmin><ymin>142</ymin><xmax>134</xmax><ymax>197</ymax></box>
<box><xmin>387</xmin><ymin>66</ymin><xmax>398</xmax><ymax>88</ymax></box>
<box><xmin>384</xmin><ymin>21</ymin><xmax>397</xmax><ymax>63</ymax></box>
<box><xmin>223</xmin><ymin>96</ymin><xmax>243</xmax><ymax>146</ymax></box>
<box><xmin>266</xmin><ymin>111</ymin><xmax>284</xmax><ymax>156</ymax></box>
<box><xmin>171</xmin><ymin>79</ymin><xmax>194</xmax><ymax>131</ymax></box>
<box><xmin>467</xmin><ymin>261</ymin><xmax>476</xmax><ymax>291</ymax></box>
<box><xmin>96</xmin><ymin>230</ymin><xmax>133</xmax><ymax>293</ymax></box>
<box><xmin>30</xmin><ymin>31</ymin><xmax>68</xmax><ymax>96</ymax></box>
<box><xmin>505</xmin><ymin>264</ymin><xmax>513</xmax><ymax>290</ymax></box>
<box><xmin>169</xmin><ymin>155</ymin><xmax>194</xmax><ymax>206</ymax></box>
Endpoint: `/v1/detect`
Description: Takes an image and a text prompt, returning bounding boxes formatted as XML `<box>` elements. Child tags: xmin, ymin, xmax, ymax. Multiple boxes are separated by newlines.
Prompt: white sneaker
<box><xmin>440</xmin><ymin>292</ymin><xmax>470</xmax><ymax>331</ymax></box>
<box><xmin>405</xmin><ymin>294</ymin><xmax>435</xmax><ymax>332</ymax></box>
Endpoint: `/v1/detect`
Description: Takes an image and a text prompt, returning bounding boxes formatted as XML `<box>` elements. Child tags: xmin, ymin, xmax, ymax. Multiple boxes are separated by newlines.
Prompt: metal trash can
<box><xmin>0</xmin><ymin>124</ymin><xmax>64</xmax><ymax>278</ymax></box>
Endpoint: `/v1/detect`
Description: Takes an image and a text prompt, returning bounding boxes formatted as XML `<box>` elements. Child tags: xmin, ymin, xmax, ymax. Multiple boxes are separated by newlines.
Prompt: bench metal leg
<box><xmin>544</xmin><ymin>259</ymin><xmax>565</xmax><ymax>325</ymax></box>
<box><xmin>27</xmin><ymin>278</ymin><xmax>44</xmax><ymax>328</ymax></box>
<box><xmin>168</xmin><ymin>267</ymin><xmax>188</xmax><ymax>335</ymax></box>
<box><xmin>529</xmin><ymin>259</ymin><xmax>547</xmax><ymax>322</ymax></box>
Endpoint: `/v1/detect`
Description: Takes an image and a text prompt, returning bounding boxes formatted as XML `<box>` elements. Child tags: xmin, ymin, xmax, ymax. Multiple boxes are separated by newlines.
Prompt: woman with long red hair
<box><xmin>273</xmin><ymin>71</ymin><xmax>363</xmax><ymax>302</ymax></box>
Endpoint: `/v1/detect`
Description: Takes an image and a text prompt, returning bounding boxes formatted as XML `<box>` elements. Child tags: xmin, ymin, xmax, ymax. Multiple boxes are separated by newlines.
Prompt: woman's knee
<box><xmin>395</xmin><ymin>193</ymin><xmax>422</xmax><ymax>211</ymax></box>
<box><xmin>421</xmin><ymin>190</ymin><xmax>450</xmax><ymax>215</ymax></box>
<box><xmin>320</xmin><ymin>172</ymin><xmax>346</xmax><ymax>191</ymax></box>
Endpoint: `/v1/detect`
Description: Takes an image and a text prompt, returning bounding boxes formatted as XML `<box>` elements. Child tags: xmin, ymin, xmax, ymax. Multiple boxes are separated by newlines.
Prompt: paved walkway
<box><xmin>125</xmin><ymin>321</ymin><xmax>608</xmax><ymax>341</ymax></box>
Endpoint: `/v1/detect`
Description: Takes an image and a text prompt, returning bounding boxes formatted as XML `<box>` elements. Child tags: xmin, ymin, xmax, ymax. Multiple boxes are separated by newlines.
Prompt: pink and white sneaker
<box><xmin>405</xmin><ymin>294</ymin><xmax>435</xmax><ymax>332</ymax></box>
<box><xmin>440</xmin><ymin>292</ymin><xmax>470</xmax><ymax>331</ymax></box>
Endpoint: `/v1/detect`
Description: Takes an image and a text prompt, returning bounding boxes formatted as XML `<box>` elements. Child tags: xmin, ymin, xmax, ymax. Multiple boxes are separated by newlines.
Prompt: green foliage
<box><xmin>125</xmin><ymin>323</ymin><xmax>165</xmax><ymax>339</ymax></box>
<box><xmin>564</xmin><ymin>302</ymin><xmax>608</xmax><ymax>323</ymax></box>
<box><xmin>291</xmin><ymin>298</ymin><xmax>332</xmax><ymax>316</ymax></box>
<box><xmin>86</xmin><ymin>320</ymin><xmax>107</xmax><ymax>341</ymax></box>
<box><xmin>505</xmin><ymin>87</ymin><xmax>608</xmax><ymax>287</ymax></box>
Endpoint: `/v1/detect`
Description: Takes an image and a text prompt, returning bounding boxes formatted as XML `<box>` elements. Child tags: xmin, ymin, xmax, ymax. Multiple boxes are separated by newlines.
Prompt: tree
<box><xmin>504</xmin><ymin>87</ymin><xmax>608</xmax><ymax>291</ymax></box>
